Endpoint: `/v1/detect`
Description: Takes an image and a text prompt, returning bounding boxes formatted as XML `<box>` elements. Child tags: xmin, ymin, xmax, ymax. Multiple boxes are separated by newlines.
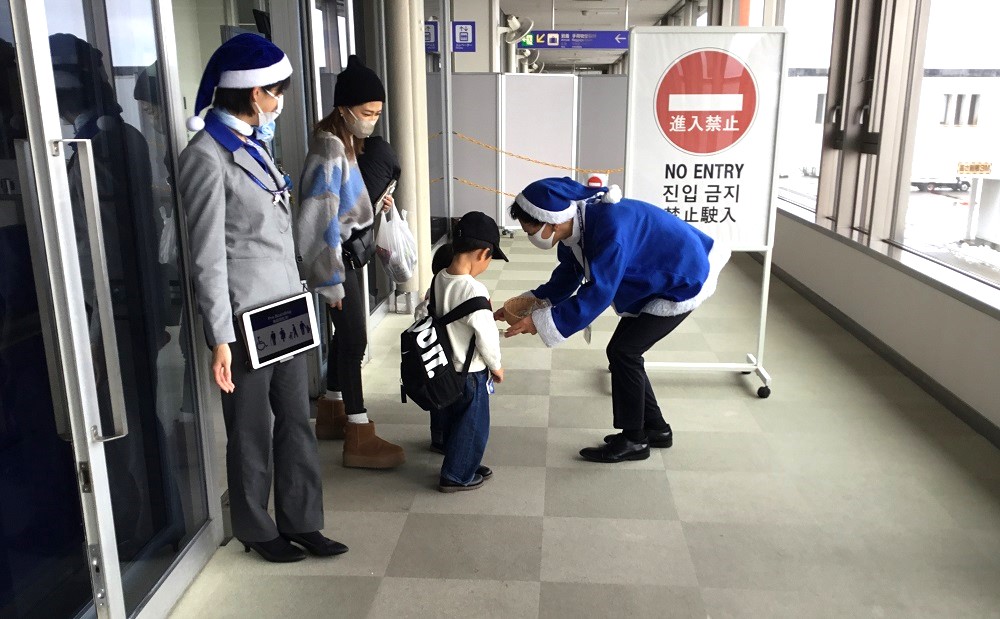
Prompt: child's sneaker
<box><xmin>438</xmin><ymin>473</ymin><xmax>485</xmax><ymax>493</ymax></box>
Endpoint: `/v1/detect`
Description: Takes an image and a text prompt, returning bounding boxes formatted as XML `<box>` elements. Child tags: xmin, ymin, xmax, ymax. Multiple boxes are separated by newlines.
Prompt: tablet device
<box><xmin>239</xmin><ymin>292</ymin><xmax>320</xmax><ymax>369</ymax></box>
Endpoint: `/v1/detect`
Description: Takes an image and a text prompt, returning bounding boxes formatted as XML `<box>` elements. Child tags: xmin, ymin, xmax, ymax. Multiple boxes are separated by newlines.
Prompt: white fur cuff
<box><xmin>532</xmin><ymin>305</ymin><xmax>567</xmax><ymax>348</ymax></box>
<box><xmin>515</xmin><ymin>193</ymin><xmax>576</xmax><ymax>224</ymax></box>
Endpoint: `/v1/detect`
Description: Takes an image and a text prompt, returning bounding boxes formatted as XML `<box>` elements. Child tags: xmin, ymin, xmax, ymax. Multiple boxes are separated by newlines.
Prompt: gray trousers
<box><xmin>220</xmin><ymin>341</ymin><xmax>324</xmax><ymax>542</ymax></box>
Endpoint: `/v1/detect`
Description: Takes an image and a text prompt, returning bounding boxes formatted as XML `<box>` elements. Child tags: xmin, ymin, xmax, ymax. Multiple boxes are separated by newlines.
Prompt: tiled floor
<box><xmin>171</xmin><ymin>236</ymin><xmax>1000</xmax><ymax>619</ymax></box>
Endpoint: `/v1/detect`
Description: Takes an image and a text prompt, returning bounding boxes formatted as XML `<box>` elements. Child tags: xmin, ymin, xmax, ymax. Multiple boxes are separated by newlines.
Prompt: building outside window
<box><xmin>900</xmin><ymin>0</ymin><xmax>1000</xmax><ymax>288</ymax></box>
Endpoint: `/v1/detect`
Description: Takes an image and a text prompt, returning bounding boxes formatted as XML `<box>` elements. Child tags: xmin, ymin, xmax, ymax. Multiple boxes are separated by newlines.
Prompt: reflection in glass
<box><xmin>0</xmin><ymin>2</ymin><xmax>94</xmax><ymax>615</ymax></box>
<box><xmin>44</xmin><ymin>0</ymin><xmax>209</xmax><ymax>613</ymax></box>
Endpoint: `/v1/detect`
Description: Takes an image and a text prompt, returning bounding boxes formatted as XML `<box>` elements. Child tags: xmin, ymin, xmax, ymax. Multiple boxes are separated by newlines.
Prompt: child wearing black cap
<box><xmin>425</xmin><ymin>212</ymin><xmax>507</xmax><ymax>492</ymax></box>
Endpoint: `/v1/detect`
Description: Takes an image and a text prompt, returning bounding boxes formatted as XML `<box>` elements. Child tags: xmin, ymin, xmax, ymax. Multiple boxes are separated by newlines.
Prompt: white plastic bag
<box><xmin>158</xmin><ymin>206</ymin><xmax>178</xmax><ymax>265</ymax></box>
<box><xmin>375</xmin><ymin>203</ymin><xmax>417</xmax><ymax>283</ymax></box>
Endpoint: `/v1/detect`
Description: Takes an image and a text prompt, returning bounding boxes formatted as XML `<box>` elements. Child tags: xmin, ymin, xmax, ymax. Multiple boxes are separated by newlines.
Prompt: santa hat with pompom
<box><xmin>515</xmin><ymin>177</ymin><xmax>622</xmax><ymax>224</ymax></box>
<box><xmin>186</xmin><ymin>33</ymin><xmax>292</xmax><ymax>132</ymax></box>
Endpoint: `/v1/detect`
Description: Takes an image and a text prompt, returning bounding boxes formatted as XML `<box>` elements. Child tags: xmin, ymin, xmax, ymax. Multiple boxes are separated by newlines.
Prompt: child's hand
<box><xmin>490</xmin><ymin>368</ymin><xmax>504</xmax><ymax>383</ymax></box>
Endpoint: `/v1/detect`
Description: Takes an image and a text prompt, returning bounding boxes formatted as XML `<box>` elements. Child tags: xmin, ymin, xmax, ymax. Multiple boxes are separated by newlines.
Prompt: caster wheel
<box><xmin>741</xmin><ymin>371</ymin><xmax>752</xmax><ymax>375</ymax></box>
<box><xmin>757</xmin><ymin>386</ymin><xmax>771</xmax><ymax>399</ymax></box>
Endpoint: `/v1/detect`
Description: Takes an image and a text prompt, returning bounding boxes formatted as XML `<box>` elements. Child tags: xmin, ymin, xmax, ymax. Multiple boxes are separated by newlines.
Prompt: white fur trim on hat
<box><xmin>515</xmin><ymin>193</ymin><xmax>576</xmax><ymax>224</ymax></box>
<box><xmin>186</xmin><ymin>115</ymin><xmax>206</xmax><ymax>132</ymax></box>
<box><xmin>602</xmin><ymin>185</ymin><xmax>622</xmax><ymax>204</ymax></box>
<box><xmin>217</xmin><ymin>55</ymin><xmax>293</xmax><ymax>89</ymax></box>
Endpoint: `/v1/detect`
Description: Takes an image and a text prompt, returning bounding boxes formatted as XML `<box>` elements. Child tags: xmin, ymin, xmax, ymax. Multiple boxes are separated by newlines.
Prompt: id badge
<box><xmin>584</xmin><ymin>325</ymin><xmax>593</xmax><ymax>345</ymax></box>
<box><xmin>486</xmin><ymin>375</ymin><xmax>495</xmax><ymax>395</ymax></box>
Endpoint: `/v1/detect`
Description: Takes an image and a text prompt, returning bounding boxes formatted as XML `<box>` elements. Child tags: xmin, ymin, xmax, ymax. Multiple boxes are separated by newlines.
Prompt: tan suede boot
<box><xmin>315</xmin><ymin>397</ymin><xmax>347</xmax><ymax>440</ymax></box>
<box><xmin>343</xmin><ymin>421</ymin><xmax>406</xmax><ymax>469</ymax></box>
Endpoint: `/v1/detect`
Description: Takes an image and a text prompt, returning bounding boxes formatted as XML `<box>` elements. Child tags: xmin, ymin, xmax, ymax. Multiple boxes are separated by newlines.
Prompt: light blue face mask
<box><xmin>255</xmin><ymin>120</ymin><xmax>276</xmax><ymax>142</ymax></box>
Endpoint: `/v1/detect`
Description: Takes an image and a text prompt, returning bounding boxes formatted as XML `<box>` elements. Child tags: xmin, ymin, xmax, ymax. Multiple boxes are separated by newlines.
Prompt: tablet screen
<box><xmin>243</xmin><ymin>294</ymin><xmax>318</xmax><ymax>367</ymax></box>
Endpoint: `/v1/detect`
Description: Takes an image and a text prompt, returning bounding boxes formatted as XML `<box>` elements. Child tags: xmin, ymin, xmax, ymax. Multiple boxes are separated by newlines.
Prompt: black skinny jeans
<box><xmin>327</xmin><ymin>266</ymin><xmax>367</xmax><ymax>416</ymax></box>
<box><xmin>607</xmin><ymin>311</ymin><xmax>691</xmax><ymax>431</ymax></box>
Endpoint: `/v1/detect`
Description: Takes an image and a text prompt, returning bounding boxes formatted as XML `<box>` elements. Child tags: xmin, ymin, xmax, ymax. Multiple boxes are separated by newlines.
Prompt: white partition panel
<box><xmin>452</xmin><ymin>73</ymin><xmax>500</xmax><ymax>219</ymax></box>
<box><xmin>576</xmin><ymin>75</ymin><xmax>628</xmax><ymax>189</ymax></box>
<box><xmin>501</xmin><ymin>74</ymin><xmax>578</xmax><ymax>229</ymax></box>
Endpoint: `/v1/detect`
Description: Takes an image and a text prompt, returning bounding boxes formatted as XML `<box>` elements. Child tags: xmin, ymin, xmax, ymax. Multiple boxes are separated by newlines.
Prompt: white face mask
<box><xmin>254</xmin><ymin>88</ymin><xmax>283</xmax><ymax>127</ymax></box>
<box><xmin>345</xmin><ymin>107</ymin><xmax>377</xmax><ymax>139</ymax></box>
<box><xmin>528</xmin><ymin>224</ymin><xmax>557</xmax><ymax>250</ymax></box>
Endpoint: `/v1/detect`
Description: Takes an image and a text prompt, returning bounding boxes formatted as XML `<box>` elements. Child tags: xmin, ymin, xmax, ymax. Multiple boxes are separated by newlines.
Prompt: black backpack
<box><xmin>400</xmin><ymin>275</ymin><xmax>491</xmax><ymax>411</ymax></box>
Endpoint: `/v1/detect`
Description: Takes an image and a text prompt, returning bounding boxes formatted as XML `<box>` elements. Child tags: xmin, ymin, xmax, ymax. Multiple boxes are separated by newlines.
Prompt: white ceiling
<box><xmin>499</xmin><ymin>0</ymin><xmax>682</xmax><ymax>68</ymax></box>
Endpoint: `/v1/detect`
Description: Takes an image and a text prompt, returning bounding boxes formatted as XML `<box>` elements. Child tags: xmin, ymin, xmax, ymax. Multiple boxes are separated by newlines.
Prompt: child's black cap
<box><xmin>454</xmin><ymin>212</ymin><xmax>509</xmax><ymax>262</ymax></box>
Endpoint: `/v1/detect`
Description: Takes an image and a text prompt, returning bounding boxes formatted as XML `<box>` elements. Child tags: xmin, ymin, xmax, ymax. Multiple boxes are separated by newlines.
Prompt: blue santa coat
<box><xmin>531</xmin><ymin>198</ymin><xmax>714</xmax><ymax>342</ymax></box>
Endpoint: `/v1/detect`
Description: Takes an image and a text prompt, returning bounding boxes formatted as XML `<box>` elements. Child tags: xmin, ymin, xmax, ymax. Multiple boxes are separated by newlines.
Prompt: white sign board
<box><xmin>625</xmin><ymin>28</ymin><xmax>786</xmax><ymax>251</ymax></box>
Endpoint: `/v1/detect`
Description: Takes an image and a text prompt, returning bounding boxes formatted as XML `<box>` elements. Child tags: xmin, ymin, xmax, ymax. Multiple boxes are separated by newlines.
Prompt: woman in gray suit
<box><xmin>178</xmin><ymin>34</ymin><xmax>346</xmax><ymax>563</ymax></box>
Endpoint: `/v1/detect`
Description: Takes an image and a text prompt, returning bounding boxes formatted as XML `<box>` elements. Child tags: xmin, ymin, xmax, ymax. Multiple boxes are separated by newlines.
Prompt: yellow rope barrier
<box><xmin>451</xmin><ymin>131</ymin><xmax>623</xmax><ymax>175</ymax></box>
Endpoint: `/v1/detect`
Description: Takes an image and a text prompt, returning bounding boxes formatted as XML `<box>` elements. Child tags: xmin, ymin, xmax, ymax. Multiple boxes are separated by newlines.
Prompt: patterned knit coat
<box><xmin>295</xmin><ymin>130</ymin><xmax>373</xmax><ymax>304</ymax></box>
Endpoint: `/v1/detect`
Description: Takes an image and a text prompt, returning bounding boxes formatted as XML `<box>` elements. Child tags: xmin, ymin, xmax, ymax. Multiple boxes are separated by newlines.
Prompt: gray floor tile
<box><xmin>662</xmin><ymin>431</ymin><xmax>781</xmax><ymax>473</ymax></box>
<box><xmin>701</xmin><ymin>587</ymin><xmax>890</xmax><ymax>619</ymax></box>
<box><xmin>550</xmin><ymin>369</ymin><xmax>610</xmax><ymax>397</ymax></box>
<box><xmin>370</xmin><ymin>578</ymin><xmax>540</xmax><ymax>619</ymax></box>
<box><xmin>538</xmin><ymin>582</ymin><xmax>704</xmax><ymax>619</ymax></box>
<box><xmin>484</xmin><ymin>426</ymin><xmax>549</xmax><ymax>467</ymax></box>
<box><xmin>411</xmin><ymin>465</ymin><xmax>546</xmax><ymax>516</ymax></box>
<box><xmin>171</xmin><ymin>575</ymin><xmax>381</xmax><ymax>619</ymax></box>
<box><xmin>547</xmin><ymin>396</ymin><xmax>614</xmax><ymax>429</ymax></box>
<box><xmin>668</xmin><ymin>471</ymin><xmax>816</xmax><ymax>524</ymax></box>
<box><xmin>490</xmin><ymin>394</ymin><xmax>550</xmax><ymax>428</ymax></box>
<box><xmin>386</xmin><ymin>514</ymin><xmax>543</xmax><ymax>581</ymax></box>
<box><xmin>541</xmin><ymin>517</ymin><xmax>697</xmax><ymax>586</ymax></box>
<box><xmin>544</xmin><ymin>468</ymin><xmax>677</xmax><ymax>520</ymax></box>
<box><xmin>501</xmin><ymin>369</ymin><xmax>552</xmax><ymax>394</ymax></box>
<box><xmin>500</xmin><ymin>346</ymin><xmax>554</xmax><ymax>370</ymax></box>
<box><xmin>684</xmin><ymin>522</ymin><xmax>886</xmax><ymax>602</ymax></box>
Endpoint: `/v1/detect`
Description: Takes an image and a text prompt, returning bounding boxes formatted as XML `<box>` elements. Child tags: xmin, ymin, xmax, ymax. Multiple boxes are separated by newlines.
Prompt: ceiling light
<box><xmin>582</xmin><ymin>9</ymin><xmax>621</xmax><ymax>15</ymax></box>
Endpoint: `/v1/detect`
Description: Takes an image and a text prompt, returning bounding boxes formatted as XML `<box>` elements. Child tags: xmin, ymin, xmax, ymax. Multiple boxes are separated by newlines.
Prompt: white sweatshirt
<box><xmin>425</xmin><ymin>272</ymin><xmax>501</xmax><ymax>373</ymax></box>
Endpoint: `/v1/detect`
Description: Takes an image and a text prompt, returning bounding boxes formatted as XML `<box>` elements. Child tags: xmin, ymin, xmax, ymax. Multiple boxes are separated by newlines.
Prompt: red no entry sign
<box><xmin>654</xmin><ymin>49</ymin><xmax>758</xmax><ymax>155</ymax></box>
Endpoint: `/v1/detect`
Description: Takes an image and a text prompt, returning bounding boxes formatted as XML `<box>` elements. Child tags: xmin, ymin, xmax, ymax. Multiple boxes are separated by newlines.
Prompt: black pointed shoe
<box><xmin>605</xmin><ymin>425</ymin><xmax>672</xmax><ymax>448</ymax></box>
<box><xmin>580</xmin><ymin>434</ymin><xmax>650</xmax><ymax>463</ymax></box>
<box><xmin>241</xmin><ymin>536</ymin><xmax>306</xmax><ymax>562</ymax></box>
<box><xmin>282</xmin><ymin>531</ymin><xmax>349</xmax><ymax>557</ymax></box>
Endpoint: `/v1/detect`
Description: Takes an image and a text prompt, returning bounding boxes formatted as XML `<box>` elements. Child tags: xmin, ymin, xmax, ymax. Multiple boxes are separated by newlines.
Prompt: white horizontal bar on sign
<box><xmin>668</xmin><ymin>94</ymin><xmax>744</xmax><ymax>112</ymax></box>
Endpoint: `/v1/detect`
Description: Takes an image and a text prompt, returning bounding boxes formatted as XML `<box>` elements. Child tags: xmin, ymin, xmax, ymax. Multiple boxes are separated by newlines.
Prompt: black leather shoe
<box><xmin>605</xmin><ymin>425</ymin><xmax>672</xmax><ymax>448</ymax></box>
<box><xmin>282</xmin><ymin>531</ymin><xmax>349</xmax><ymax>557</ymax></box>
<box><xmin>476</xmin><ymin>465</ymin><xmax>493</xmax><ymax>480</ymax></box>
<box><xmin>241</xmin><ymin>536</ymin><xmax>306</xmax><ymax>563</ymax></box>
<box><xmin>580</xmin><ymin>434</ymin><xmax>650</xmax><ymax>463</ymax></box>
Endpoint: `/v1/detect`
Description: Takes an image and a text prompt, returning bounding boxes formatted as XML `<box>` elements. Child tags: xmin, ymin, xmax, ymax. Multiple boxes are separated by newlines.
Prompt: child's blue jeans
<box><xmin>432</xmin><ymin>370</ymin><xmax>490</xmax><ymax>485</ymax></box>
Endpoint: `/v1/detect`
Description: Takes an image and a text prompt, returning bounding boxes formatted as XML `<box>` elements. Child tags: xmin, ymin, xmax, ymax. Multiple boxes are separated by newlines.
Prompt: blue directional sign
<box><xmin>518</xmin><ymin>30</ymin><xmax>629</xmax><ymax>50</ymax></box>
<box><xmin>425</xmin><ymin>21</ymin><xmax>439</xmax><ymax>54</ymax></box>
<box><xmin>452</xmin><ymin>21</ymin><xmax>476</xmax><ymax>52</ymax></box>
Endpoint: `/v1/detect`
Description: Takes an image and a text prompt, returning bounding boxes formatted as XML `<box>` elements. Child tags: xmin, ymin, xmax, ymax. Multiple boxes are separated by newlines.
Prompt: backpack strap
<box><xmin>439</xmin><ymin>296</ymin><xmax>492</xmax><ymax>325</ymax></box>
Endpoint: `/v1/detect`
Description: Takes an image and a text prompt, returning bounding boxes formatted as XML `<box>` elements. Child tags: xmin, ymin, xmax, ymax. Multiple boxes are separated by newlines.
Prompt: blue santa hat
<box><xmin>515</xmin><ymin>177</ymin><xmax>622</xmax><ymax>224</ymax></box>
<box><xmin>186</xmin><ymin>33</ymin><xmax>292</xmax><ymax>132</ymax></box>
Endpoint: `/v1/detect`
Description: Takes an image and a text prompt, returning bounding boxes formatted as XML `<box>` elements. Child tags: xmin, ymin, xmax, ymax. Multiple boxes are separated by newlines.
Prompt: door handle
<box><xmin>56</xmin><ymin>138</ymin><xmax>128</xmax><ymax>444</ymax></box>
<box><xmin>855</xmin><ymin>104</ymin><xmax>870</xmax><ymax>127</ymax></box>
<box><xmin>14</xmin><ymin>139</ymin><xmax>74</xmax><ymax>442</ymax></box>
<box><xmin>829</xmin><ymin>104</ymin><xmax>842</xmax><ymax>125</ymax></box>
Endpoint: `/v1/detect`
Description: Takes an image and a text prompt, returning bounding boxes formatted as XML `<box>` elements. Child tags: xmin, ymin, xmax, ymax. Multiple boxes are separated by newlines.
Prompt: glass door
<box><xmin>2</xmin><ymin>0</ymin><xmax>216</xmax><ymax>616</ymax></box>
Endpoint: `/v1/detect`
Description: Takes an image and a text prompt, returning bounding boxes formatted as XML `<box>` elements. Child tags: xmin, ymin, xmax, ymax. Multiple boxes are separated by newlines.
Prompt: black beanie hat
<box><xmin>333</xmin><ymin>55</ymin><xmax>385</xmax><ymax>107</ymax></box>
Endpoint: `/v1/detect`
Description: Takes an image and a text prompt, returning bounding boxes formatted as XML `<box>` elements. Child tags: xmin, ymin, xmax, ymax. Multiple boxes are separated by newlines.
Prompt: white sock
<box><xmin>347</xmin><ymin>413</ymin><xmax>369</xmax><ymax>424</ymax></box>
<box><xmin>327</xmin><ymin>391</ymin><xmax>343</xmax><ymax>401</ymax></box>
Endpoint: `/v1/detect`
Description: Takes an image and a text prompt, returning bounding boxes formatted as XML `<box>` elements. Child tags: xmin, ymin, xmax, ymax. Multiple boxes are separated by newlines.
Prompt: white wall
<box><xmin>450</xmin><ymin>0</ymin><xmax>493</xmax><ymax>73</ymax></box>
<box><xmin>773</xmin><ymin>212</ymin><xmax>1000</xmax><ymax>430</ymax></box>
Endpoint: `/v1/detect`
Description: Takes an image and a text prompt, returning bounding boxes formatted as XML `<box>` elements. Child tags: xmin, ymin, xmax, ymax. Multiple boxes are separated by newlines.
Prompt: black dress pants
<box><xmin>607</xmin><ymin>311</ymin><xmax>691</xmax><ymax>432</ymax></box>
<box><xmin>327</xmin><ymin>266</ymin><xmax>368</xmax><ymax>416</ymax></box>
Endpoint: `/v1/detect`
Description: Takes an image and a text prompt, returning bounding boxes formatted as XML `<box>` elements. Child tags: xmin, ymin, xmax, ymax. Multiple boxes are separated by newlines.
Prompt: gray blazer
<box><xmin>178</xmin><ymin>128</ymin><xmax>301</xmax><ymax>347</ymax></box>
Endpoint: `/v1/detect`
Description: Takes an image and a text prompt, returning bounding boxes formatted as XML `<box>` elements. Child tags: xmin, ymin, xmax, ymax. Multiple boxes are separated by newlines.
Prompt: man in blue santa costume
<box><xmin>501</xmin><ymin>177</ymin><xmax>730</xmax><ymax>463</ymax></box>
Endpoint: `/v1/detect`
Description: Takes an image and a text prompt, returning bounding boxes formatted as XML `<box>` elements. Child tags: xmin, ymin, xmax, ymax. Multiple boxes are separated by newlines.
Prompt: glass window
<box><xmin>774</xmin><ymin>0</ymin><xmax>836</xmax><ymax>220</ymax></box>
<box><xmin>898</xmin><ymin>0</ymin><xmax>1000</xmax><ymax>288</ymax></box>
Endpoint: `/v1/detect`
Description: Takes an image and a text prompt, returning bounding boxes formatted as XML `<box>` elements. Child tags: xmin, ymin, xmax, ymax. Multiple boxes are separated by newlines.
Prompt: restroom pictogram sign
<box><xmin>654</xmin><ymin>49</ymin><xmax>758</xmax><ymax>155</ymax></box>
